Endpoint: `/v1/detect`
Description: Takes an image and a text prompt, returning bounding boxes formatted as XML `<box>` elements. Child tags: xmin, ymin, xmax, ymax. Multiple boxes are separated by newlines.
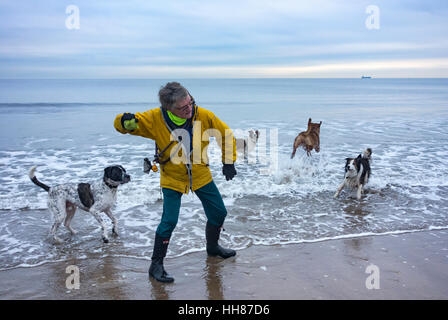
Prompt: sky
<box><xmin>0</xmin><ymin>0</ymin><xmax>447</xmax><ymax>78</ymax></box>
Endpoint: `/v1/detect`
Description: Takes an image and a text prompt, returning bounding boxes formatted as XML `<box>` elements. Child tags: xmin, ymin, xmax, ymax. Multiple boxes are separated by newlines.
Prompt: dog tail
<box><xmin>29</xmin><ymin>166</ymin><xmax>50</xmax><ymax>192</ymax></box>
<box><xmin>363</xmin><ymin>148</ymin><xmax>372</xmax><ymax>159</ymax></box>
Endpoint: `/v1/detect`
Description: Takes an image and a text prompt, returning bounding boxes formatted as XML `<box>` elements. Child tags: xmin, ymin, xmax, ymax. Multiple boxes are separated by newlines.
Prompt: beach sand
<box><xmin>1</xmin><ymin>229</ymin><xmax>447</xmax><ymax>300</ymax></box>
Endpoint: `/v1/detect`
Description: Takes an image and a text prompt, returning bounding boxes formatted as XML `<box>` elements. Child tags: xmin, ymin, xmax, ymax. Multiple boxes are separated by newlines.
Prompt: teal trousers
<box><xmin>156</xmin><ymin>180</ymin><xmax>227</xmax><ymax>239</ymax></box>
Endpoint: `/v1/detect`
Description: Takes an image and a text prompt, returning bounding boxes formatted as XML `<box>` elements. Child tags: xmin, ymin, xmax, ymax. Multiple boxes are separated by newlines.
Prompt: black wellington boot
<box><xmin>206</xmin><ymin>221</ymin><xmax>236</xmax><ymax>259</ymax></box>
<box><xmin>148</xmin><ymin>234</ymin><xmax>175</xmax><ymax>283</ymax></box>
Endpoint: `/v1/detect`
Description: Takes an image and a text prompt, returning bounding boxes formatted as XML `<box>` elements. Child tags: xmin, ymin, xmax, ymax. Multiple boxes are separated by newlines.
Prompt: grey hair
<box><xmin>158</xmin><ymin>82</ymin><xmax>189</xmax><ymax>110</ymax></box>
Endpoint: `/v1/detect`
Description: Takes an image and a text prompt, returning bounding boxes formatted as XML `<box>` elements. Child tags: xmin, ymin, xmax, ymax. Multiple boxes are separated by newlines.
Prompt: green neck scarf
<box><xmin>167</xmin><ymin>110</ymin><xmax>187</xmax><ymax>126</ymax></box>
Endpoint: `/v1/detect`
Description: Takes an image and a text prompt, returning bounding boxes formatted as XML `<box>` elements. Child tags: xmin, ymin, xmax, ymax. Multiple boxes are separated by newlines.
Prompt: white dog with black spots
<box><xmin>29</xmin><ymin>165</ymin><xmax>130</xmax><ymax>244</ymax></box>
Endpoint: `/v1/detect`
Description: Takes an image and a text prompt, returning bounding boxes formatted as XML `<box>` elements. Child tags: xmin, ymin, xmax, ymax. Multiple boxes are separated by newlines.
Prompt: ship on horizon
<box><xmin>361</xmin><ymin>75</ymin><xmax>372</xmax><ymax>79</ymax></box>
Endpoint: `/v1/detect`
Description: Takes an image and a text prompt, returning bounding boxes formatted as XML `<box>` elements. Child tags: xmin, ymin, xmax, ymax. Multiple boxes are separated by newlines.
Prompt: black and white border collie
<box><xmin>334</xmin><ymin>148</ymin><xmax>372</xmax><ymax>200</ymax></box>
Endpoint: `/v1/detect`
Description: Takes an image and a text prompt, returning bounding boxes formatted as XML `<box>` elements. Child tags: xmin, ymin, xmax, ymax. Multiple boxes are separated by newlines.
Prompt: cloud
<box><xmin>0</xmin><ymin>0</ymin><xmax>447</xmax><ymax>78</ymax></box>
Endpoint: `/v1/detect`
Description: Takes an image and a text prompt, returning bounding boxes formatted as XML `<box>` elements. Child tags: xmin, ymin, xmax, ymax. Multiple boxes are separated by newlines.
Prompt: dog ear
<box><xmin>104</xmin><ymin>167</ymin><xmax>113</xmax><ymax>179</ymax></box>
<box><xmin>255</xmin><ymin>130</ymin><xmax>259</xmax><ymax>138</ymax></box>
<box><xmin>319</xmin><ymin>121</ymin><xmax>322</xmax><ymax>125</ymax></box>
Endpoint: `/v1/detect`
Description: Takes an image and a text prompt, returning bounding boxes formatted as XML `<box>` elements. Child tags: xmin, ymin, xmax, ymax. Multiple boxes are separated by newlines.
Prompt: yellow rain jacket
<box><xmin>114</xmin><ymin>106</ymin><xmax>236</xmax><ymax>194</ymax></box>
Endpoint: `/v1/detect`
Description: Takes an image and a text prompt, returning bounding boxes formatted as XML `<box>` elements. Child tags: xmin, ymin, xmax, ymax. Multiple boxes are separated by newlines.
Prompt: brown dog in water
<box><xmin>291</xmin><ymin>118</ymin><xmax>322</xmax><ymax>158</ymax></box>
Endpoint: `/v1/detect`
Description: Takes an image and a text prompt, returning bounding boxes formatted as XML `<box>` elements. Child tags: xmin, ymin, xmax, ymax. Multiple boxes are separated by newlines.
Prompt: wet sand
<box><xmin>1</xmin><ymin>229</ymin><xmax>447</xmax><ymax>300</ymax></box>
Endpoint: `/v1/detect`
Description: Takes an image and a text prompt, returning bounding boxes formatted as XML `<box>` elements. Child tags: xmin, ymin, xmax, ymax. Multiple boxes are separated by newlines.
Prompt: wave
<box><xmin>1</xmin><ymin>114</ymin><xmax>448</xmax><ymax>271</ymax></box>
<box><xmin>2</xmin><ymin>225</ymin><xmax>446</xmax><ymax>271</ymax></box>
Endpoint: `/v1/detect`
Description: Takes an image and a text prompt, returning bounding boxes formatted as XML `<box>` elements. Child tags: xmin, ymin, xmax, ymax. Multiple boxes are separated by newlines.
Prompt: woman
<box><xmin>114</xmin><ymin>82</ymin><xmax>237</xmax><ymax>283</ymax></box>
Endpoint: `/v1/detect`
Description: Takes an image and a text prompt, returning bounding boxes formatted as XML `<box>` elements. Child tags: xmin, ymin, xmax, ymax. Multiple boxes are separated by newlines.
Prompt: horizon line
<box><xmin>1</xmin><ymin>77</ymin><xmax>448</xmax><ymax>80</ymax></box>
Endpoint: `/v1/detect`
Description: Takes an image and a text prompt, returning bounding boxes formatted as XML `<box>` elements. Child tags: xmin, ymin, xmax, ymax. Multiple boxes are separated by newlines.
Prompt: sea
<box><xmin>0</xmin><ymin>78</ymin><xmax>447</xmax><ymax>270</ymax></box>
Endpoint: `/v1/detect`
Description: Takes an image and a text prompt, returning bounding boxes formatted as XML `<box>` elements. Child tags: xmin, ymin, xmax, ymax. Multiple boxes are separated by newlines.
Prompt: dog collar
<box><xmin>103</xmin><ymin>178</ymin><xmax>118</xmax><ymax>189</ymax></box>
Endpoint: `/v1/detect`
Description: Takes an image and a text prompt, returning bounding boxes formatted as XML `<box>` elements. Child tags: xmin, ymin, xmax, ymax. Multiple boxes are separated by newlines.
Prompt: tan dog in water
<box><xmin>291</xmin><ymin>118</ymin><xmax>322</xmax><ymax>158</ymax></box>
<box><xmin>236</xmin><ymin>130</ymin><xmax>259</xmax><ymax>159</ymax></box>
